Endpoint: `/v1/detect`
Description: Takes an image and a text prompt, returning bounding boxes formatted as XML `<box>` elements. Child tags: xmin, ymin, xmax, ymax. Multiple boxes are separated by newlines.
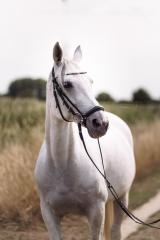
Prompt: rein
<box><xmin>51</xmin><ymin>67</ymin><xmax>160</xmax><ymax>229</ymax></box>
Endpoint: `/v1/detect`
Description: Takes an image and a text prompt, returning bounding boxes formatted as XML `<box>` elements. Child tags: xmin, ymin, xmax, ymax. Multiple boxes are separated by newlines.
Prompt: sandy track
<box><xmin>122</xmin><ymin>191</ymin><xmax>160</xmax><ymax>239</ymax></box>
<box><xmin>0</xmin><ymin>215</ymin><xmax>90</xmax><ymax>240</ymax></box>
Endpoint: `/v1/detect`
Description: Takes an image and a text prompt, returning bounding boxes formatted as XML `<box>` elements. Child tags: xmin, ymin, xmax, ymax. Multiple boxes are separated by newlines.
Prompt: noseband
<box><xmin>52</xmin><ymin>67</ymin><xmax>104</xmax><ymax>126</ymax></box>
<box><xmin>51</xmin><ymin>66</ymin><xmax>160</xmax><ymax>229</ymax></box>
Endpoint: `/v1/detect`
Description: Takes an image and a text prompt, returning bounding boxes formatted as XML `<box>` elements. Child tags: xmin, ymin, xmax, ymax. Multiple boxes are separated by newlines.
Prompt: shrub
<box><xmin>8</xmin><ymin>78</ymin><xmax>46</xmax><ymax>100</ymax></box>
<box><xmin>96</xmin><ymin>92</ymin><xmax>114</xmax><ymax>102</ymax></box>
<box><xmin>132</xmin><ymin>88</ymin><xmax>152</xmax><ymax>104</ymax></box>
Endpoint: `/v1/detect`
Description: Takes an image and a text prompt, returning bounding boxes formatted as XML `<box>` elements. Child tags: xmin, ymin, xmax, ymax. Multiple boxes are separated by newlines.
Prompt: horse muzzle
<box><xmin>86</xmin><ymin>112</ymin><xmax>109</xmax><ymax>138</ymax></box>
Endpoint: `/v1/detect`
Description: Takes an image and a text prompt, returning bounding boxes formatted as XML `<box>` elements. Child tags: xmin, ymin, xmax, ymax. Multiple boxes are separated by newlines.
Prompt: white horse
<box><xmin>35</xmin><ymin>42</ymin><xmax>135</xmax><ymax>240</ymax></box>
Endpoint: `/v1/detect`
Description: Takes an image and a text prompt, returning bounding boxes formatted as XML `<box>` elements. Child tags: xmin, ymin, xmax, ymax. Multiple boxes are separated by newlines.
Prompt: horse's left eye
<box><xmin>63</xmin><ymin>81</ymin><xmax>73</xmax><ymax>89</ymax></box>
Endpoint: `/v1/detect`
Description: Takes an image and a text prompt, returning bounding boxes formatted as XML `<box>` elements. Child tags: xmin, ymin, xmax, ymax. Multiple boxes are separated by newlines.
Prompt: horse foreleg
<box><xmin>88</xmin><ymin>201</ymin><xmax>106</xmax><ymax>240</ymax></box>
<box><xmin>40</xmin><ymin>198</ymin><xmax>61</xmax><ymax>240</ymax></box>
<box><xmin>104</xmin><ymin>200</ymin><xmax>113</xmax><ymax>240</ymax></box>
<box><xmin>111</xmin><ymin>192</ymin><xmax>129</xmax><ymax>240</ymax></box>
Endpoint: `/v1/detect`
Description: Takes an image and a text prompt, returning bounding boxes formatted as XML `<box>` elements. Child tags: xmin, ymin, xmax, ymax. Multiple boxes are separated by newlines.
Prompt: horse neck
<box><xmin>45</xmin><ymin>80</ymin><xmax>76</xmax><ymax>168</ymax></box>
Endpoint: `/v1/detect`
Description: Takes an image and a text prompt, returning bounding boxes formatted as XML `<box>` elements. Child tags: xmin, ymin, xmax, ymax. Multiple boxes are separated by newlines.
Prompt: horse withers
<box><xmin>35</xmin><ymin>42</ymin><xmax>135</xmax><ymax>240</ymax></box>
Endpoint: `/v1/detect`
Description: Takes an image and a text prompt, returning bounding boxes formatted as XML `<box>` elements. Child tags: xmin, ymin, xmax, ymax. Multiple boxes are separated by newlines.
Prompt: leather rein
<box><xmin>51</xmin><ymin>67</ymin><xmax>160</xmax><ymax>229</ymax></box>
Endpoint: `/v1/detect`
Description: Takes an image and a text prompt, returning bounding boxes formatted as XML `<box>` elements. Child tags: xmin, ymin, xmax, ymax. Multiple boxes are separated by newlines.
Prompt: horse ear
<box><xmin>53</xmin><ymin>42</ymin><xmax>63</xmax><ymax>65</ymax></box>
<box><xmin>73</xmin><ymin>45</ymin><xmax>82</xmax><ymax>62</ymax></box>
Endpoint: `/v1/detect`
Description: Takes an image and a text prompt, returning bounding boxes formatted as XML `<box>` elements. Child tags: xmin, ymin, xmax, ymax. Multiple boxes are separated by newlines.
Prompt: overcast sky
<box><xmin>0</xmin><ymin>0</ymin><xmax>160</xmax><ymax>100</ymax></box>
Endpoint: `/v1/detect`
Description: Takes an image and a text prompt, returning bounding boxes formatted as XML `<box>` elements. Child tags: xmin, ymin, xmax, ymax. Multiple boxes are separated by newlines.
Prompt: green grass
<box><xmin>0</xmin><ymin>98</ymin><xmax>160</xmax><ymax>149</ymax></box>
<box><xmin>1</xmin><ymin>98</ymin><xmax>160</xmax><ymax>130</ymax></box>
<box><xmin>102</xmin><ymin>102</ymin><xmax>160</xmax><ymax>125</ymax></box>
<box><xmin>0</xmin><ymin>98</ymin><xmax>45</xmax><ymax>149</ymax></box>
<box><xmin>129</xmin><ymin>168</ymin><xmax>160</xmax><ymax>210</ymax></box>
<box><xmin>0</xmin><ymin>98</ymin><xmax>45</xmax><ymax>128</ymax></box>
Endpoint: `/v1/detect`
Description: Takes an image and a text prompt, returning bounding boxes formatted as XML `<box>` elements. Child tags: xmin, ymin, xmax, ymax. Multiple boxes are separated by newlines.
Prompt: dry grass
<box><xmin>132</xmin><ymin>120</ymin><xmax>160</xmax><ymax>178</ymax></box>
<box><xmin>0</xmin><ymin>129</ymin><xmax>43</xmax><ymax>221</ymax></box>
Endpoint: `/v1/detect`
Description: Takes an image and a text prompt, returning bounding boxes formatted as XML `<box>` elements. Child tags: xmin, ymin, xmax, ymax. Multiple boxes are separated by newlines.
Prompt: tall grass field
<box><xmin>0</xmin><ymin>97</ymin><xmax>160</xmax><ymax>222</ymax></box>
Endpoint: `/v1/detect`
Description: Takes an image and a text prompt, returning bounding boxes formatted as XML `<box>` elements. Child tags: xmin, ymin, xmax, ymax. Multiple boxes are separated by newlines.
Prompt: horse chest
<box><xmin>45</xmin><ymin>166</ymin><xmax>106</xmax><ymax>216</ymax></box>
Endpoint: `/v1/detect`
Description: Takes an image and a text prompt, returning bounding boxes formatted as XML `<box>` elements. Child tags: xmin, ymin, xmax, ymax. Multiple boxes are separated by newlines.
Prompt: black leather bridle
<box><xmin>52</xmin><ymin>67</ymin><xmax>104</xmax><ymax>126</ymax></box>
<box><xmin>52</xmin><ymin>66</ymin><xmax>160</xmax><ymax>229</ymax></box>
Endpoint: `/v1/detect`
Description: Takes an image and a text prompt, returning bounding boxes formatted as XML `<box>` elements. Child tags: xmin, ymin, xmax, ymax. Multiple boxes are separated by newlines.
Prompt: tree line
<box><xmin>7</xmin><ymin>78</ymin><xmax>46</xmax><ymax>100</ymax></box>
<box><xmin>4</xmin><ymin>77</ymin><xmax>160</xmax><ymax>104</ymax></box>
<box><xmin>96</xmin><ymin>88</ymin><xmax>159</xmax><ymax>104</ymax></box>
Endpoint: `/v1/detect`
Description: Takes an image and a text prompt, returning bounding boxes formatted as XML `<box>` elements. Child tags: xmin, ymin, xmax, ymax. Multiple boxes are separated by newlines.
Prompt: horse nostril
<box><xmin>92</xmin><ymin>119</ymin><xmax>101</xmax><ymax>128</ymax></box>
<box><xmin>103</xmin><ymin>121</ymin><xmax>109</xmax><ymax>130</ymax></box>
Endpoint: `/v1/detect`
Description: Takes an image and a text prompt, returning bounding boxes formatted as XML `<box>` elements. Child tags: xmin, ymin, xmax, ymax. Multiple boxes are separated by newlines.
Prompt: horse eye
<box><xmin>63</xmin><ymin>81</ymin><xmax>73</xmax><ymax>89</ymax></box>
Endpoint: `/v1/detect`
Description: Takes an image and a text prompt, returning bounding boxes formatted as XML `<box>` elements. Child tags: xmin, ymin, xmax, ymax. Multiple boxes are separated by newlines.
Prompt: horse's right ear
<box><xmin>53</xmin><ymin>42</ymin><xmax>63</xmax><ymax>65</ymax></box>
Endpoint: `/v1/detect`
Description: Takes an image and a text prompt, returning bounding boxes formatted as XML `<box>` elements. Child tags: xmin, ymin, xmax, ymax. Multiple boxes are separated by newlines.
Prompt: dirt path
<box><xmin>0</xmin><ymin>215</ymin><xmax>90</xmax><ymax>240</ymax></box>
<box><xmin>0</xmin><ymin>192</ymin><xmax>160</xmax><ymax>240</ymax></box>
<box><xmin>122</xmin><ymin>191</ymin><xmax>160</xmax><ymax>239</ymax></box>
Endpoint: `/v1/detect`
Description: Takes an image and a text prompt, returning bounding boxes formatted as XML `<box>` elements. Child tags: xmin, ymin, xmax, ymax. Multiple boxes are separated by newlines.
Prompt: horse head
<box><xmin>51</xmin><ymin>42</ymin><xmax>109</xmax><ymax>138</ymax></box>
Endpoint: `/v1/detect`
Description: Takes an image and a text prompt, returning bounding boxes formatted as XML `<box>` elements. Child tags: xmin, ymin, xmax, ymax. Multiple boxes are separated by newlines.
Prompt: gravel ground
<box><xmin>0</xmin><ymin>215</ymin><xmax>90</xmax><ymax>240</ymax></box>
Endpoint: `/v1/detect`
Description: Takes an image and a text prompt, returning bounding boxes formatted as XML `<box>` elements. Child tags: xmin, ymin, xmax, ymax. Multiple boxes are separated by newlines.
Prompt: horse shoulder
<box><xmin>105</xmin><ymin>111</ymin><xmax>133</xmax><ymax>147</ymax></box>
<box><xmin>102</xmin><ymin>112</ymin><xmax>136</xmax><ymax>196</ymax></box>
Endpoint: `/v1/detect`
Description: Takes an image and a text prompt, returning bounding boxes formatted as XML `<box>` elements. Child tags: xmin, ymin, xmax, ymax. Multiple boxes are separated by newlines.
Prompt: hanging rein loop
<box><xmin>78</xmin><ymin>124</ymin><xmax>160</xmax><ymax>229</ymax></box>
<box><xmin>51</xmin><ymin>67</ymin><xmax>160</xmax><ymax>229</ymax></box>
